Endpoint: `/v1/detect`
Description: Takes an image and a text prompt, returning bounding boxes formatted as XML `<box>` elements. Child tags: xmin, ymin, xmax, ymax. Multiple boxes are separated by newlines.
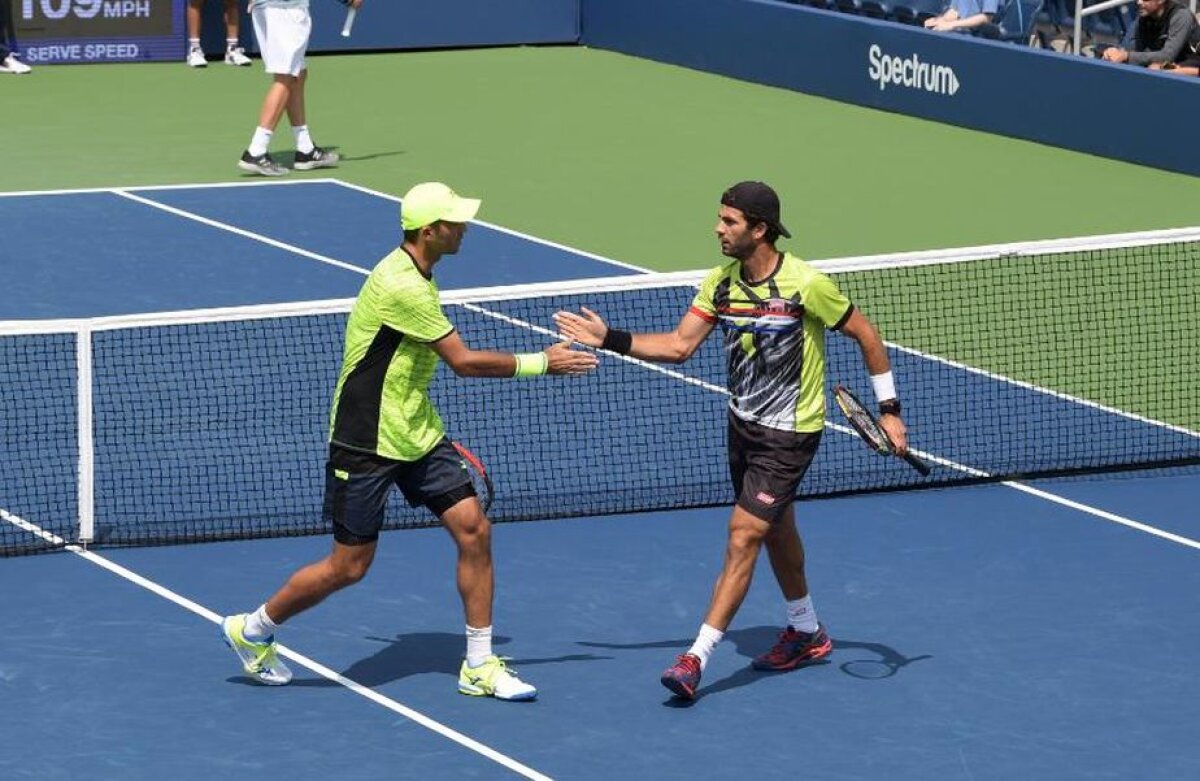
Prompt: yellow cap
<box><xmin>400</xmin><ymin>182</ymin><xmax>481</xmax><ymax>230</ymax></box>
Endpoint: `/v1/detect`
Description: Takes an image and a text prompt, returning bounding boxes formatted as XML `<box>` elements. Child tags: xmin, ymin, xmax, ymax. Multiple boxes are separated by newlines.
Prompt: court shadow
<box><xmin>338</xmin><ymin>631</ymin><xmax>473</xmax><ymax>685</ymax></box>
<box><xmin>702</xmin><ymin>627</ymin><xmax>932</xmax><ymax>697</ymax></box>
<box><xmin>242</xmin><ymin>146</ymin><xmax>402</xmax><ymax>173</ymax></box>
<box><xmin>268</xmin><ymin>631</ymin><xmax>609</xmax><ymax>688</ymax></box>
<box><xmin>831</xmin><ymin>638</ymin><xmax>933</xmax><ymax>680</ymax></box>
<box><xmin>338</xmin><ymin>150</ymin><xmax>406</xmax><ymax>163</ymax></box>
<box><xmin>579</xmin><ymin>626</ymin><xmax>931</xmax><ymax>703</ymax></box>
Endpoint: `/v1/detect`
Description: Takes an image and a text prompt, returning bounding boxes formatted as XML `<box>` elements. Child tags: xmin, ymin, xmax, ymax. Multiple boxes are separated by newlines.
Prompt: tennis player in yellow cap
<box><xmin>221</xmin><ymin>182</ymin><xmax>597</xmax><ymax>700</ymax></box>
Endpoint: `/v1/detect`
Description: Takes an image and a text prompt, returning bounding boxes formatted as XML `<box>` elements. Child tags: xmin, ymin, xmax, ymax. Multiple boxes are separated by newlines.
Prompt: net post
<box><xmin>76</xmin><ymin>323</ymin><xmax>95</xmax><ymax>545</ymax></box>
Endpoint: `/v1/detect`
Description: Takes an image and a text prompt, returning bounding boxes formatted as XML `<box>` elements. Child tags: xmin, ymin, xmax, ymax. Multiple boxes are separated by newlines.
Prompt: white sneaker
<box><xmin>1</xmin><ymin>54</ymin><xmax>32</xmax><ymax>75</ymax></box>
<box><xmin>458</xmin><ymin>655</ymin><xmax>537</xmax><ymax>701</ymax></box>
<box><xmin>224</xmin><ymin>46</ymin><xmax>251</xmax><ymax>66</ymax></box>
<box><xmin>221</xmin><ymin>614</ymin><xmax>293</xmax><ymax>685</ymax></box>
<box><xmin>187</xmin><ymin>46</ymin><xmax>207</xmax><ymax>68</ymax></box>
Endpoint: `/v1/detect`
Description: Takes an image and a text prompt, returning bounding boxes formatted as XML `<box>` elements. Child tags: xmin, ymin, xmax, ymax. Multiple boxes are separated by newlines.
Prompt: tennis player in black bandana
<box><xmin>555</xmin><ymin>181</ymin><xmax>908</xmax><ymax>700</ymax></box>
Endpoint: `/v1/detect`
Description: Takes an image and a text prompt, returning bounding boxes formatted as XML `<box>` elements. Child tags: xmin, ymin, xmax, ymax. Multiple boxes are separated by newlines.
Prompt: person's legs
<box><xmin>257</xmin><ymin>75</ymin><xmax>296</xmax><ymax>133</ymax></box>
<box><xmin>437</xmin><ymin>495</ymin><xmax>494</xmax><ymax>630</ymax></box>
<box><xmin>238</xmin><ymin>6</ymin><xmax>298</xmax><ymax>174</ymax></box>
<box><xmin>763</xmin><ymin>504</ymin><xmax>808</xmax><ymax>601</ymax></box>
<box><xmin>437</xmin><ymin>494</ymin><xmax>537</xmax><ymax>701</ymax></box>
<box><xmin>0</xmin><ymin>40</ymin><xmax>29</xmax><ymax>70</ymax></box>
<box><xmin>186</xmin><ymin>0</ymin><xmax>203</xmax><ymax>39</ymax></box>
<box><xmin>237</xmin><ymin>75</ymin><xmax>294</xmax><ymax>174</ymax></box>
<box><xmin>185</xmin><ymin>0</ymin><xmax>206</xmax><ymax>66</ymax></box>
<box><xmin>221</xmin><ymin>540</ymin><xmax>376</xmax><ymax>685</ymax></box>
<box><xmin>223</xmin><ymin>0</ymin><xmax>240</xmax><ymax>40</ymax></box>
<box><xmin>285</xmin><ymin>68</ymin><xmax>308</xmax><ymax>128</ymax></box>
<box><xmin>753</xmin><ymin>502</ymin><xmax>832</xmax><ymax>671</ymax></box>
<box><xmin>703</xmin><ymin>507</ymin><xmax>771</xmax><ymax>631</ymax></box>
<box><xmin>663</xmin><ymin>418</ymin><xmax>826</xmax><ymax>698</ymax></box>
<box><xmin>396</xmin><ymin>439</ymin><xmax>533</xmax><ymax>701</ymax></box>
<box><xmin>661</xmin><ymin>506</ymin><xmax>770</xmax><ymax>699</ymax></box>
<box><xmin>263</xmin><ymin>540</ymin><xmax>378</xmax><ymax>623</ymax></box>
<box><xmin>286</xmin><ymin>68</ymin><xmax>341</xmax><ymax>169</ymax></box>
<box><xmin>222</xmin><ymin>447</ymin><xmax>392</xmax><ymax>683</ymax></box>
<box><xmin>223</xmin><ymin>0</ymin><xmax>251</xmax><ymax>65</ymax></box>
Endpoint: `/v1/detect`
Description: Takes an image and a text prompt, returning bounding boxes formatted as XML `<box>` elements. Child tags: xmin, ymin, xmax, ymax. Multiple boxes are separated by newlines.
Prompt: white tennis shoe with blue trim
<box><xmin>221</xmin><ymin>614</ymin><xmax>292</xmax><ymax>685</ymax></box>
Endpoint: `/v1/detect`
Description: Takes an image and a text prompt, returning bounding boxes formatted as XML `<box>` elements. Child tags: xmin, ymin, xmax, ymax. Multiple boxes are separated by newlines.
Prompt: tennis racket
<box><xmin>832</xmin><ymin>384</ymin><xmax>930</xmax><ymax>476</ymax></box>
<box><xmin>452</xmin><ymin>441</ymin><xmax>495</xmax><ymax>513</ymax></box>
<box><xmin>341</xmin><ymin>7</ymin><xmax>357</xmax><ymax>37</ymax></box>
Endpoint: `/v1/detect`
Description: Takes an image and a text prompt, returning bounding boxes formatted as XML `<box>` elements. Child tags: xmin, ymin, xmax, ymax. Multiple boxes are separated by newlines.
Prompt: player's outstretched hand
<box><xmin>544</xmin><ymin>341</ymin><xmax>599</xmax><ymax>375</ymax></box>
<box><xmin>553</xmin><ymin>307</ymin><xmax>608</xmax><ymax>348</ymax></box>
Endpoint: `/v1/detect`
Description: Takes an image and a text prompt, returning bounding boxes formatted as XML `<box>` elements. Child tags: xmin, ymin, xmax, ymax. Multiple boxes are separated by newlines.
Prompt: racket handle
<box><xmin>901</xmin><ymin>450</ymin><xmax>931</xmax><ymax>476</ymax></box>
<box><xmin>341</xmin><ymin>7</ymin><xmax>357</xmax><ymax>37</ymax></box>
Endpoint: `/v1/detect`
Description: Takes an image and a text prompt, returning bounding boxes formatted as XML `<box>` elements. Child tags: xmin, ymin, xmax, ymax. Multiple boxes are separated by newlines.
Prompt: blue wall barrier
<box><xmin>580</xmin><ymin>0</ymin><xmax>1200</xmax><ymax>176</ymax></box>
<box><xmin>200</xmin><ymin>0</ymin><xmax>578</xmax><ymax>56</ymax></box>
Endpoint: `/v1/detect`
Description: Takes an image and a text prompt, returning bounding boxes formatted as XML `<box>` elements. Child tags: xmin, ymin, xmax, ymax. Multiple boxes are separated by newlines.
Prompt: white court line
<box><xmin>999</xmin><ymin>482</ymin><xmax>1200</xmax><ymax>551</ymax></box>
<box><xmin>0</xmin><ymin>178</ymin><xmax>343</xmax><ymax>198</ymax></box>
<box><xmin>111</xmin><ymin>190</ymin><xmax>372</xmax><ymax>275</ymax></box>
<box><xmin>0</xmin><ymin>506</ymin><xmax>555</xmax><ymax>781</ymax></box>
<box><xmin>887</xmin><ymin>341</ymin><xmax>1200</xmax><ymax>441</ymax></box>
<box><xmin>328</xmin><ymin>179</ymin><xmax>654</xmax><ymax>274</ymax></box>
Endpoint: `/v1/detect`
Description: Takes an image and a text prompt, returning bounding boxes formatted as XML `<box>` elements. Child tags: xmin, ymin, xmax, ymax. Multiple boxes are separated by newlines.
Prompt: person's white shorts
<box><xmin>252</xmin><ymin>6</ymin><xmax>311</xmax><ymax>76</ymax></box>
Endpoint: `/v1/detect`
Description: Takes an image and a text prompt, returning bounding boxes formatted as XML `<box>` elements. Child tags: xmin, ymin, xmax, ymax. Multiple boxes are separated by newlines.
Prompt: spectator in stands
<box><xmin>1100</xmin><ymin>0</ymin><xmax>1200</xmax><ymax>67</ymax></box>
<box><xmin>0</xmin><ymin>0</ymin><xmax>32</xmax><ymax>74</ymax></box>
<box><xmin>923</xmin><ymin>0</ymin><xmax>1000</xmax><ymax>33</ymax></box>
<box><xmin>1155</xmin><ymin>57</ymin><xmax>1200</xmax><ymax>75</ymax></box>
<box><xmin>187</xmin><ymin>0</ymin><xmax>253</xmax><ymax>68</ymax></box>
<box><xmin>238</xmin><ymin>0</ymin><xmax>364</xmax><ymax>176</ymax></box>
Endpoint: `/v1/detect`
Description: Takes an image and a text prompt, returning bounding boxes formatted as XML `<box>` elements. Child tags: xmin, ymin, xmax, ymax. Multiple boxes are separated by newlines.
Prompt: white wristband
<box><xmin>870</xmin><ymin>371</ymin><xmax>896</xmax><ymax>403</ymax></box>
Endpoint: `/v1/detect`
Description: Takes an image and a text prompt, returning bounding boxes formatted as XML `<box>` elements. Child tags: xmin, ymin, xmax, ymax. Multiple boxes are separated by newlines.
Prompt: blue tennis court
<box><xmin>2</xmin><ymin>180</ymin><xmax>1198</xmax><ymax>780</ymax></box>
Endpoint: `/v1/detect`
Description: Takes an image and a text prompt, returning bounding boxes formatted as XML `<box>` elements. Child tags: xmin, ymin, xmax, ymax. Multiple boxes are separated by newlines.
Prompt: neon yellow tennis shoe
<box><xmin>458</xmin><ymin>655</ymin><xmax>537</xmax><ymax>701</ymax></box>
<box><xmin>221</xmin><ymin>614</ymin><xmax>292</xmax><ymax>686</ymax></box>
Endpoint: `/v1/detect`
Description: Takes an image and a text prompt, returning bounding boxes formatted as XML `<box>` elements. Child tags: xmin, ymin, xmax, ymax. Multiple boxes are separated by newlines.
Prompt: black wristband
<box><xmin>600</xmin><ymin>328</ymin><xmax>633</xmax><ymax>355</ymax></box>
<box><xmin>878</xmin><ymin>399</ymin><xmax>902</xmax><ymax>417</ymax></box>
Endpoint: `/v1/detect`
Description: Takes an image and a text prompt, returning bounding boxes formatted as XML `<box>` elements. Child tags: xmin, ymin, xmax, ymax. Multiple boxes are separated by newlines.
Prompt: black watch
<box><xmin>878</xmin><ymin>399</ymin><xmax>902</xmax><ymax>417</ymax></box>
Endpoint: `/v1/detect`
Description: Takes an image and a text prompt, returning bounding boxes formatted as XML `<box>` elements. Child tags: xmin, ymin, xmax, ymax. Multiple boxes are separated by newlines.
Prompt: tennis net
<box><xmin>2</xmin><ymin>228</ymin><xmax>1198</xmax><ymax>554</ymax></box>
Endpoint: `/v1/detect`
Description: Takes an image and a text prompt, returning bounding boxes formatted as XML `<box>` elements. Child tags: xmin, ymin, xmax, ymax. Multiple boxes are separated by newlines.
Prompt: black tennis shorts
<box><xmin>728</xmin><ymin>411</ymin><xmax>822</xmax><ymax>523</ymax></box>
<box><xmin>322</xmin><ymin>440</ymin><xmax>475</xmax><ymax>545</ymax></box>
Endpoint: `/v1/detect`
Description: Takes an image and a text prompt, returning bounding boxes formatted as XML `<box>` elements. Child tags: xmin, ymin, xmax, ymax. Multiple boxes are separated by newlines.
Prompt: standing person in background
<box><xmin>555</xmin><ymin>181</ymin><xmax>909</xmax><ymax>701</ymax></box>
<box><xmin>0</xmin><ymin>0</ymin><xmax>32</xmax><ymax>75</ymax></box>
<box><xmin>238</xmin><ymin>0</ymin><xmax>364</xmax><ymax>176</ymax></box>
<box><xmin>186</xmin><ymin>0</ymin><xmax>253</xmax><ymax>68</ymax></box>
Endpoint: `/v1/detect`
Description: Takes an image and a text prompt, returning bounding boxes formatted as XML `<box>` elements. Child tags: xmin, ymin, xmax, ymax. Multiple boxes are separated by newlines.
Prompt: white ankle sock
<box><xmin>786</xmin><ymin>595</ymin><xmax>819</xmax><ymax>634</ymax></box>
<box><xmin>466</xmin><ymin>625</ymin><xmax>493</xmax><ymax>667</ymax></box>
<box><xmin>248</xmin><ymin>127</ymin><xmax>272</xmax><ymax>157</ymax></box>
<box><xmin>292</xmin><ymin>125</ymin><xmax>315</xmax><ymax>155</ymax></box>
<box><xmin>226</xmin><ymin>38</ymin><xmax>239</xmax><ymax>50</ymax></box>
<box><xmin>243</xmin><ymin>604</ymin><xmax>278</xmax><ymax>641</ymax></box>
<box><xmin>188</xmin><ymin>38</ymin><xmax>200</xmax><ymax>49</ymax></box>
<box><xmin>686</xmin><ymin>623</ymin><xmax>724</xmax><ymax>671</ymax></box>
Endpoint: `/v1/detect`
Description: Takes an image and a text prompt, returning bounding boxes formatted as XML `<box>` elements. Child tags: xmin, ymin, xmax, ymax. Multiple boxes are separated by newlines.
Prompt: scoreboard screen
<box><xmin>14</xmin><ymin>0</ymin><xmax>186</xmax><ymax>64</ymax></box>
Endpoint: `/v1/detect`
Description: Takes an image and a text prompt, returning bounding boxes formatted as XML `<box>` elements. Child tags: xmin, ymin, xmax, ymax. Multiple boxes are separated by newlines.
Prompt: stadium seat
<box><xmin>858</xmin><ymin>0</ymin><xmax>893</xmax><ymax>19</ymax></box>
<box><xmin>982</xmin><ymin>0</ymin><xmax>1046</xmax><ymax>45</ymax></box>
<box><xmin>891</xmin><ymin>0</ymin><xmax>944</xmax><ymax>25</ymax></box>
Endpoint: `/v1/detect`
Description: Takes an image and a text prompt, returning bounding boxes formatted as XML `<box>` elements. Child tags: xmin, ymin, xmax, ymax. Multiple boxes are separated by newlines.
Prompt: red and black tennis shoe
<box><xmin>752</xmin><ymin>624</ymin><xmax>832</xmax><ymax>671</ymax></box>
<box><xmin>660</xmin><ymin>653</ymin><xmax>702</xmax><ymax>699</ymax></box>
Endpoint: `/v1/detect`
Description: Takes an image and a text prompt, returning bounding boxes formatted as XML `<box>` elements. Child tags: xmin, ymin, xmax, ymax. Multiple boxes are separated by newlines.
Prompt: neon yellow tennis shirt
<box><xmin>689</xmin><ymin>252</ymin><xmax>853</xmax><ymax>433</ymax></box>
<box><xmin>329</xmin><ymin>248</ymin><xmax>455</xmax><ymax>461</ymax></box>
